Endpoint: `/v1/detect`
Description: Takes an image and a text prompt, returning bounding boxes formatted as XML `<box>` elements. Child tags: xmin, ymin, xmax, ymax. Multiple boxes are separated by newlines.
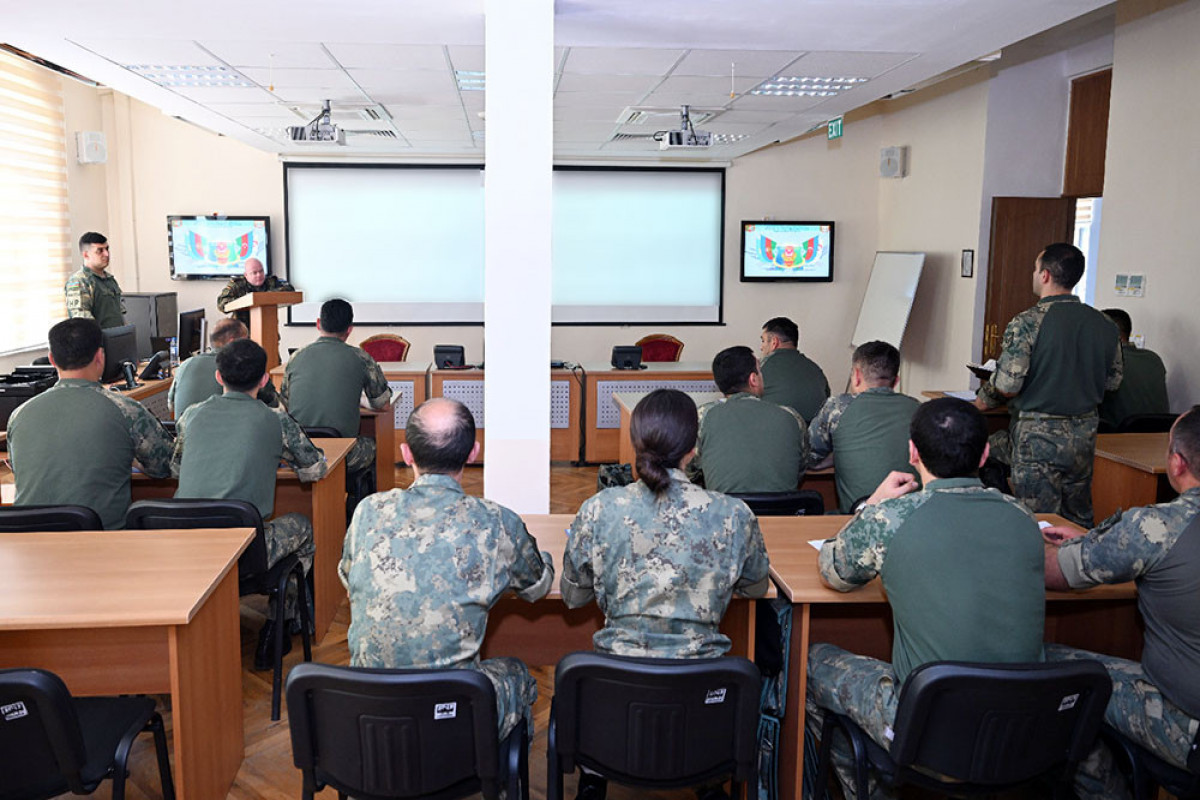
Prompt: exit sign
<box><xmin>827</xmin><ymin>117</ymin><xmax>843</xmax><ymax>140</ymax></box>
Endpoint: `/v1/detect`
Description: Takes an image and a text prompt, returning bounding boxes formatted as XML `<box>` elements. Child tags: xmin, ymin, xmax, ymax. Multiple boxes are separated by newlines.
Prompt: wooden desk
<box><xmin>379</xmin><ymin>361</ymin><xmax>432</xmax><ymax>458</ymax></box>
<box><xmin>922</xmin><ymin>390</ymin><xmax>1010</xmax><ymax>436</ymax></box>
<box><xmin>132</xmin><ymin>438</ymin><xmax>354</xmax><ymax>641</ymax></box>
<box><xmin>1093</xmin><ymin>432</ymin><xmax>1175</xmax><ymax>522</ymax></box>
<box><xmin>481</xmin><ymin>515</ymin><xmax>771</xmax><ymax>664</ymax></box>
<box><xmin>429</xmin><ymin>368</ymin><xmax>585</xmax><ymax>462</ymax></box>
<box><xmin>762</xmin><ymin>514</ymin><xmax>1140</xmax><ymax>800</ymax></box>
<box><xmin>584</xmin><ymin>361</ymin><xmax>716</xmax><ymax>463</ymax></box>
<box><xmin>0</xmin><ymin>528</ymin><xmax>253</xmax><ymax>800</ymax></box>
<box><xmin>119</xmin><ymin>374</ymin><xmax>172</xmax><ymax>420</ymax></box>
<box><xmin>613</xmin><ymin>391</ymin><xmax>838</xmax><ymax>511</ymax></box>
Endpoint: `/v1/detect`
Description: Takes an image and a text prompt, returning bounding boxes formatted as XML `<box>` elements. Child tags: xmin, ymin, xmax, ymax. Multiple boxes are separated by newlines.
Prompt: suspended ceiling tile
<box><xmin>200</xmin><ymin>41</ymin><xmax>336</xmax><ymax>69</ymax></box>
<box><xmin>561</xmin><ymin>47</ymin><xmax>685</xmax><ymax>75</ymax></box>
<box><xmin>673</xmin><ymin>49</ymin><xmax>805</xmax><ymax>78</ymax></box>
<box><xmin>325</xmin><ymin>42</ymin><xmax>447</xmax><ymax>70</ymax></box>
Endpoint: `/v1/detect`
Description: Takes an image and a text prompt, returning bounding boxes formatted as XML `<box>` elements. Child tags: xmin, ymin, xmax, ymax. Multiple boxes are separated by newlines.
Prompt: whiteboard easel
<box><xmin>850</xmin><ymin>251</ymin><xmax>926</xmax><ymax>348</ymax></box>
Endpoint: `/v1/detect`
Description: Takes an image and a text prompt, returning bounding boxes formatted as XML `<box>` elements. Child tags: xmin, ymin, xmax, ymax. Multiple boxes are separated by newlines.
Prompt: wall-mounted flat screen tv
<box><xmin>740</xmin><ymin>220</ymin><xmax>834</xmax><ymax>282</ymax></box>
<box><xmin>168</xmin><ymin>215</ymin><xmax>270</xmax><ymax>279</ymax></box>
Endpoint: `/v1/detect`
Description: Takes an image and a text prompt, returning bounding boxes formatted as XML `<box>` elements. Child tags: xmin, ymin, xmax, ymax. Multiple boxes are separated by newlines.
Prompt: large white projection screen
<box><xmin>285</xmin><ymin>165</ymin><xmax>724</xmax><ymax>324</ymax></box>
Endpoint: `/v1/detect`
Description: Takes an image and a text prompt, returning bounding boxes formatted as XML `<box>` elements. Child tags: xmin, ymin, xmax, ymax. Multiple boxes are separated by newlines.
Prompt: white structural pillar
<box><xmin>483</xmin><ymin>0</ymin><xmax>553</xmax><ymax>512</ymax></box>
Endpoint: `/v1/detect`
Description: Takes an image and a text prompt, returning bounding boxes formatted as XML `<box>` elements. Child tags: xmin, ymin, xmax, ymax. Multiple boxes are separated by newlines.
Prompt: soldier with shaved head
<box><xmin>339</xmin><ymin>397</ymin><xmax>554</xmax><ymax>741</ymax></box>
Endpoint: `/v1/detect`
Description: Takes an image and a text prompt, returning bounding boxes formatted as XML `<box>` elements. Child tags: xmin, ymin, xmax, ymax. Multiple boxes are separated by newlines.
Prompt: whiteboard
<box><xmin>851</xmin><ymin>251</ymin><xmax>926</xmax><ymax>348</ymax></box>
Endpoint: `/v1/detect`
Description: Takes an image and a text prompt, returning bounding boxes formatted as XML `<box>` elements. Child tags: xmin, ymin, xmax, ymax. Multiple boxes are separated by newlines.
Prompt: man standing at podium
<box><xmin>217</xmin><ymin>257</ymin><xmax>294</xmax><ymax>328</ymax></box>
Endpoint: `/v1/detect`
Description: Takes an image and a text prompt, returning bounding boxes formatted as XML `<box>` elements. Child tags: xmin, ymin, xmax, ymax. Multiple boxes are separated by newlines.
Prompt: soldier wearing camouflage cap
<box><xmin>1044</xmin><ymin>407</ymin><xmax>1200</xmax><ymax>799</ymax></box>
<box><xmin>339</xmin><ymin>397</ymin><xmax>554</xmax><ymax>740</ymax></box>
<box><xmin>808</xmin><ymin>398</ymin><xmax>1045</xmax><ymax>799</ymax></box>
<box><xmin>7</xmin><ymin>317</ymin><xmax>174</xmax><ymax>529</ymax></box>
<box><xmin>172</xmin><ymin>337</ymin><xmax>328</xmax><ymax>670</ymax></box>
<box><xmin>975</xmin><ymin>243</ymin><xmax>1123</xmax><ymax>525</ymax></box>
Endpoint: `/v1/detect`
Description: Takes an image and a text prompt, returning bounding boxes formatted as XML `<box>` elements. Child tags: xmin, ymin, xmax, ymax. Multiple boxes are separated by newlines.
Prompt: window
<box><xmin>0</xmin><ymin>48</ymin><xmax>72</xmax><ymax>354</ymax></box>
<box><xmin>1072</xmin><ymin>196</ymin><xmax>1102</xmax><ymax>305</ymax></box>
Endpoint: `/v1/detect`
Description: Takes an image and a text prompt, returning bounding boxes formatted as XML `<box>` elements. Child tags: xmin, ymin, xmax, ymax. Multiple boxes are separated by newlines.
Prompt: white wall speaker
<box><xmin>880</xmin><ymin>145</ymin><xmax>908</xmax><ymax>178</ymax></box>
<box><xmin>75</xmin><ymin>131</ymin><xmax>107</xmax><ymax>164</ymax></box>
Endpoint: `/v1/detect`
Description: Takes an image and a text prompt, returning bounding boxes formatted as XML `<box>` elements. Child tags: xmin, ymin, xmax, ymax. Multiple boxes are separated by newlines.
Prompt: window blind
<box><xmin>0</xmin><ymin>49</ymin><xmax>72</xmax><ymax>354</ymax></box>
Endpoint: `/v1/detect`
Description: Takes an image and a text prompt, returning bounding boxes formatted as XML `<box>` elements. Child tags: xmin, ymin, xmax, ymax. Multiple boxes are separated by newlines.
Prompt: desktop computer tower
<box><xmin>124</xmin><ymin>292</ymin><xmax>178</xmax><ymax>359</ymax></box>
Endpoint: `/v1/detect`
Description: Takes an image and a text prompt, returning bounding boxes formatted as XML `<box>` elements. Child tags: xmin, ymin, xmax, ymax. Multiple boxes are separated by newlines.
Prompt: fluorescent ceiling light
<box><xmin>749</xmin><ymin>75</ymin><xmax>867</xmax><ymax>97</ymax></box>
<box><xmin>127</xmin><ymin>64</ymin><xmax>253</xmax><ymax>88</ymax></box>
<box><xmin>456</xmin><ymin>70</ymin><xmax>485</xmax><ymax>91</ymax></box>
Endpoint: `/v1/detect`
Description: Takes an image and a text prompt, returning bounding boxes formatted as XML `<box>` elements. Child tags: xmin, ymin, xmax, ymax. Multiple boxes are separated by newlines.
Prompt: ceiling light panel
<box><xmin>749</xmin><ymin>75</ymin><xmax>867</xmax><ymax>97</ymax></box>
<box><xmin>201</xmin><ymin>41</ymin><xmax>335</xmax><ymax>69</ymax></box>
<box><xmin>127</xmin><ymin>64</ymin><xmax>254</xmax><ymax>87</ymax></box>
<box><xmin>562</xmin><ymin>47</ymin><xmax>685</xmax><ymax>75</ymax></box>
<box><xmin>455</xmin><ymin>70</ymin><xmax>485</xmax><ymax>90</ymax></box>
<box><xmin>672</xmin><ymin>49</ymin><xmax>805</xmax><ymax>78</ymax></box>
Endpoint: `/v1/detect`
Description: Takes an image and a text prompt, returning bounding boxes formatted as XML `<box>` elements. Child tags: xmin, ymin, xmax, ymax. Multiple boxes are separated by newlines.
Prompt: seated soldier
<box><xmin>808</xmin><ymin>398</ymin><xmax>1045</xmax><ymax>799</ymax></box>
<box><xmin>167</xmin><ymin>318</ymin><xmax>278</xmax><ymax>417</ymax></box>
<box><xmin>563</xmin><ymin>388</ymin><xmax>770</xmax><ymax>800</ymax></box>
<box><xmin>1043</xmin><ymin>406</ymin><xmax>1200</xmax><ymax>799</ymax></box>
<box><xmin>339</xmin><ymin>397</ymin><xmax>554</xmax><ymax>741</ymax></box>
<box><xmin>172</xmin><ymin>338</ymin><xmax>327</xmax><ymax>668</ymax></box>
<box><xmin>759</xmin><ymin>316</ymin><xmax>830</xmax><ymax>423</ymax></box>
<box><xmin>808</xmin><ymin>340</ymin><xmax>920</xmax><ymax>512</ymax></box>
<box><xmin>281</xmin><ymin>298</ymin><xmax>392</xmax><ymax>487</ymax></box>
<box><xmin>1098</xmin><ymin>308</ymin><xmax>1169</xmax><ymax>430</ymax></box>
<box><xmin>690</xmin><ymin>345</ymin><xmax>808</xmax><ymax>493</ymax></box>
<box><xmin>7</xmin><ymin>318</ymin><xmax>173</xmax><ymax>529</ymax></box>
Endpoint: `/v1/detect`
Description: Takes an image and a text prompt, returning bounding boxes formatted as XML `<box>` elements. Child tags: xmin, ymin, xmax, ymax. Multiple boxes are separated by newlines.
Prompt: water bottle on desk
<box><xmin>168</xmin><ymin>337</ymin><xmax>179</xmax><ymax>367</ymax></box>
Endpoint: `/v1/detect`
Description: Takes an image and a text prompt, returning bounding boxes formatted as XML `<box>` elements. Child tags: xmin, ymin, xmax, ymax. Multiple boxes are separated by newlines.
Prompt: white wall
<box><xmin>1097</xmin><ymin>0</ymin><xmax>1200</xmax><ymax>410</ymax></box>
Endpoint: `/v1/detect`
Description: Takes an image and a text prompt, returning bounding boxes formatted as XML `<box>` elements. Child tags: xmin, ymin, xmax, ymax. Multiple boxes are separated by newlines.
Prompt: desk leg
<box><xmin>312</xmin><ymin>458</ymin><xmax>347</xmax><ymax>640</ymax></box>
<box><xmin>376</xmin><ymin>412</ymin><xmax>396</xmax><ymax>492</ymax></box>
<box><xmin>168</xmin><ymin>569</ymin><xmax>243</xmax><ymax>800</ymax></box>
<box><xmin>780</xmin><ymin>603</ymin><xmax>811</xmax><ymax>800</ymax></box>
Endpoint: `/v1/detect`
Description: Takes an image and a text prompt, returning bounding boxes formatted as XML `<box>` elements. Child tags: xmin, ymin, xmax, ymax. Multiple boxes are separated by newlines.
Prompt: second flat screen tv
<box><xmin>740</xmin><ymin>221</ymin><xmax>834</xmax><ymax>282</ymax></box>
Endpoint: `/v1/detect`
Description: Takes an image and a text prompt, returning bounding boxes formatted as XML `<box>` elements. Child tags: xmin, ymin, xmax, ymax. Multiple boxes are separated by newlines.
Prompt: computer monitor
<box><xmin>434</xmin><ymin>345</ymin><xmax>465</xmax><ymax>369</ymax></box>
<box><xmin>101</xmin><ymin>325</ymin><xmax>139</xmax><ymax>384</ymax></box>
<box><xmin>178</xmin><ymin>309</ymin><xmax>206</xmax><ymax>360</ymax></box>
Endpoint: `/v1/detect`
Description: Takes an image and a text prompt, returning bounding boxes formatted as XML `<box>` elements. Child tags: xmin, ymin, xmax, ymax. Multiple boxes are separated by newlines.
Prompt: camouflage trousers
<box><xmin>346</xmin><ymin>435</ymin><xmax>377</xmax><ymax>476</ymax></box>
<box><xmin>477</xmin><ymin>657</ymin><xmax>538</xmax><ymax>741</ymax></box>
<box><xmin>1009</xmin><ymin>412</ymin><xmax>1098</xmax><ymax>527</ymax></box>
<box><xmin>1045</xmin><ymin>644</ymin><xmax>1200</xmax><ymax>800</ymax></box>
<box><xmin>804</xmin><ymin>643</ymin><xmax>900</xmax><ymax>800</ymax></box>
<box><xmin>264</xmin><ymin>511</ymin><xmax>315</xmax><ymax>620</ymax></box>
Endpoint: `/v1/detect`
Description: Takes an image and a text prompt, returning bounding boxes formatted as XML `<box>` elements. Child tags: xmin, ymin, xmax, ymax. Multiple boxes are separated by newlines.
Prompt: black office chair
<box><xmin>812</xmin><ymin>659</ymin><xmax>1112</xmax><ymax>800</ymax></box>
<box><xmin>1102</xmin><ymin>724</ymin><xmax>1200</xmax><ymax>800</ymax></box>
<box><xmin>727</xmin><ymin>490</ymin><xmax>824</xmax><ymax>516</ymax></box>
<box><xmin>285</xmin><ymin>662</ymin><xmax>528</xmax><ymax>800</ymax></box>
<box><xmin>159</xmin><ymin>419</ymin><xmax>176</xmax><ymax>435</ymax></box>
<box><xmin>547</xmin><ymin>652</ymin><xmax>761</xmax><ymax>800</ymax></box>
<box><xmin>0</xmin><ymin>504</ymin><xmax>103</xmax><ymax>532</ymax></box>
<box><xmin>0</xmin><ymin>667</ymin><xmax>175</xmax><ymax>800</ymax></box>
<box><xmin>124</xmin><ymin>497</ymin><xmax>312</xmax><ymax>721</ymax></box>
<box><xmin>302</xmin><ymin>425</ymin><xmax>374</xmax><ymax>520</ymax></box>
<box><xmin>1116</xmin><ymin>413</ymin><xmax>1179</xmax><ymax>433</ymax></box>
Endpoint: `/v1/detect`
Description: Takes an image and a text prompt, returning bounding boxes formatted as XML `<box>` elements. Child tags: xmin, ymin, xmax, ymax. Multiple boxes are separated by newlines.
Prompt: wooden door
<box><xmin>982</xmin><ymin>197</ymin><xmax>1074</xmax><ymax>361</ymax></box>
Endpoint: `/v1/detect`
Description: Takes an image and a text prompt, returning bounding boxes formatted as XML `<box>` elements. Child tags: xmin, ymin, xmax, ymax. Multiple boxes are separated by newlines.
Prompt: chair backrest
<box><xmin>159</xmin><ymin>420</ymin><xmax>177</xmax><ymax>435</ymax></box>
<box><xmin>285</xmin><ymin>662</ymin><xmax>502</xmax><ymax>800</ymax></box>
<box><xmin>888</xmin><ymin>660</ymin><xmax>1112</xmax><ymax>786</ymax></box>
<box><xmin>635</xmin><ymin>334</ymin><xmax>684</xmax><ymax>362</ymax></box>
<box><xmin>360</xmin><ymin>335</ymin><xmax>411</xmax><ymax>363</ymax></box>
<box><xmin>124</xmin><ymin>498</ymin><xmax>269</xmax><ymax>577</ymax></box>
<box><xmin>552</xmin><ymin>652</ymin><xmax>760</xmax><ymax>786</ymax></box>
<box><xmin>0</xmin><ymin>504</ymin><xmax>103</xmax><ymax>532</ymax></box>
<box><xmin>0</xmin><ymin>668</ymin><xmax>89</xmax><ymax>798</ymax></box>
<box><xmin>728</xmin><ymin>490</ymin><xmax>825</xmax><ymax>516</ymax></box>
<box><xmin>1117</xmin><ymin>413</ymin><xmax>1178</xmax><ymax>433</ymax></box>
<box><xmin>302</xmin><ymin>426</ymin><xmax>342</xmax><ymax>439</ymax></box>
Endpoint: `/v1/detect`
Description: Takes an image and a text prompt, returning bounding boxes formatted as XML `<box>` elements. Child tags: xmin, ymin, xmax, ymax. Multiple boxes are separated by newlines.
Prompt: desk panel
<box><xmin>584</xmin><ymin>362</ymin><xmax>716</xmax><ymax>462</ymax></box>
<box><xmin>1093</xmin><ymin>432</ymin><xmax>1174</xmax><ymax>522</ymax></box>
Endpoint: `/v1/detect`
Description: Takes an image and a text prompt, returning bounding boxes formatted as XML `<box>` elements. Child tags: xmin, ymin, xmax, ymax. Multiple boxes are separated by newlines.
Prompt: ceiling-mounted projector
<box><xmin>287</xmin><ymin>99</ymin><xmax>345</xmax><ymax>145</ymax></box>
<box><xmin>655</xmin><ymin>105</ymin><xmax>712</xmax><ymax>150</ymax></box>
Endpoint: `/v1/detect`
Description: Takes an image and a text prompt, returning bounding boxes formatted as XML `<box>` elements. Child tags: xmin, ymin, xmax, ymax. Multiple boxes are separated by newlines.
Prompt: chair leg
<box><xmin>842</xmin><ymin>720</ymin><xmax>872</xmax><ymax>800</ymax></box>
<box><xmin>111</xmin><ymin>722</ymin><xmax>141</xmax><ymax>800</ymax></box>
<box><xmin>812</xmin><ymin>714</ymin><xmax>837</xmax><ymax>800</ymax></box>
<box><xmin>148</xmin><ymin>712</ymin><xmax>176</xmax><ymax>800</ymax></box>
<box><xmin>547</xmin><ymin>715</ymin><xmax>562</xmax><ymax>800</ymax></box>
<box><xmin>294</xmin><ymin>562</ymin><xmax>313</xmax><ymax>662</ymax></box>
<box><xmin>271</xmin><ymin>580</ymin><xmax>288</xmax><ymax>721</ymax></box>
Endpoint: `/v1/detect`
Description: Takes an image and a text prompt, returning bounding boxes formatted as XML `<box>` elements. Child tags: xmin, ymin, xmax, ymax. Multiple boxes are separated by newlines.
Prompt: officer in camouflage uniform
<box><xmin>340</xmin><ymin>397</ymin><xmax>553</xmax><ymax>740</ymax></box>
<box><xmin>808</xmin><ymin>341</ymin><xmax>921</xmax><ymax>513</ymax></box>
<box><xmin>167</xmin><ymin>318</ymin><xmax>279</xmax><ymax>417</ymax></box>
<box><xmin>1043</xmin><ymin>406</ymin><xmax>1200</xmax><ymax>799</ymax></box>
<box><xmin>689</xmin><ymin>345</ymin><xmax>809</xmax><ymax>493</ymax></box>
<box><xmin>759</xmin><ymin>316</ymin><xmax>830</xmax><ymax>423</ymax></box>
<box><xmin>281</xmin><ymin>298</ymin><xmax>392</xmax><ymax>478</ymax></box>
<box><xmin>976</xmin><ymin>243</ymin><xmax>1122</xmax><ymax>526</ymax></box>
<box><xmin>563</xmin><ymin>388</ymin><xmax>771</xmax><ymax>657</ymax></box>
<box><xmin>216</xmin><ymin>257</ymin><xmax>294</xmax><ymax>328</ymax></box>
<box><xmin>808</xmin><ymin>399</ymin><xmax>1045</xmax><ymax>800</ymax></box>
<box><xmin>64</xmin><ymin>232</ymin><xmax>125</xmax><ymax>328</ymax></box>
<box><xmin>172</xmin><ymin>338</ymin><xmax>327</xmax><ymax>669</ymax></box>
<box><xmin>1098</xmin><ymin>308</ymin><xmax>1170</xmax><ymax>431</ymax></box>
<box><xmin>7</xmin><ymin>318</ymin><xmax>173</xmax><ymax>529</ymax></box>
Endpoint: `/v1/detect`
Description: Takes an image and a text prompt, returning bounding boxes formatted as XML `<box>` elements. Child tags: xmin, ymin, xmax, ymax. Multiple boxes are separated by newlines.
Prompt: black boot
<box><xmin>254</xmin><ymin>620</ymin><xmax>292</xmax><ymax>671</ymax></box>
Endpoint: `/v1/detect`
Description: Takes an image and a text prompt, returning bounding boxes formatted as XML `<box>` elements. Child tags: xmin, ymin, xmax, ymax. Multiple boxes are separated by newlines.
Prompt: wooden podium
<box><xmin>225</xmin><ymin>291</ymin><xmax>302</xmax><ymax>371</ymax></box>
